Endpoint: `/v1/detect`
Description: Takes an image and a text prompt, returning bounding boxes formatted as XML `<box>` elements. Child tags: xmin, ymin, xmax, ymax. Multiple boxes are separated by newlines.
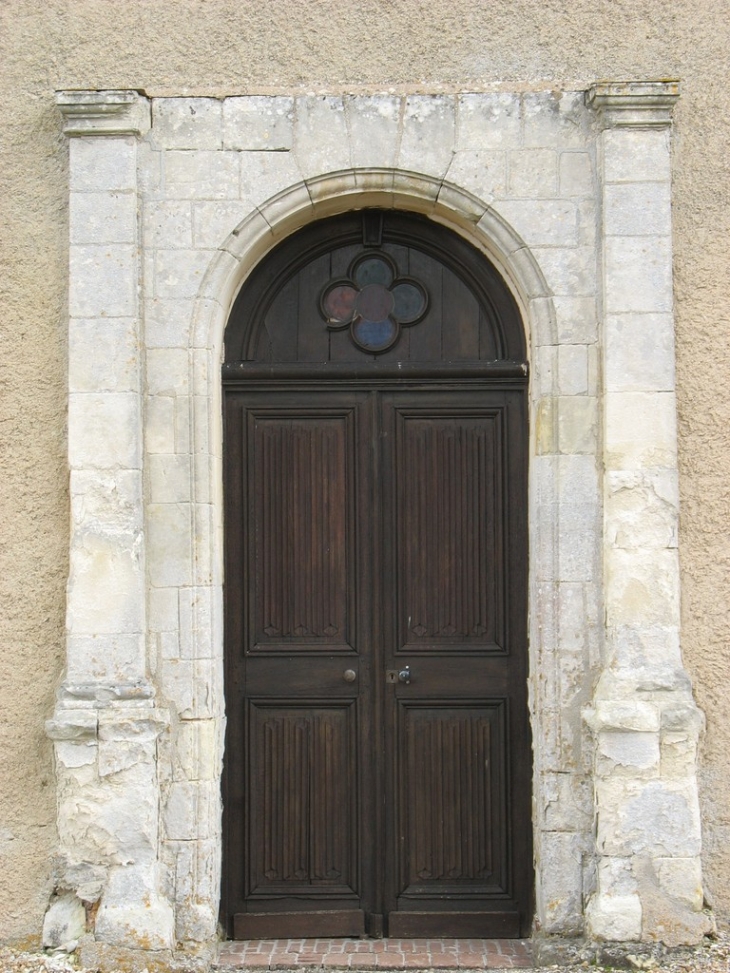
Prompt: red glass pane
<box><xmin>323</xmin><ymin>284</ymin><xmax>358</xmax><ymax>323</ymax></box>
<box><xmin>356</xmin><ymin>283</ymin><xmax>394</xmax><ymax>320</ymax></box>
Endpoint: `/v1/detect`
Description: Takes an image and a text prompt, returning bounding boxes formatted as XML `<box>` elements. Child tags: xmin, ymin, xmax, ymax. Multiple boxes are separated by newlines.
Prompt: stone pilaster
<box><xmin>585</xmin><ymin>81</ymin><xmax>711</xmax><ymax>945</ymax></box>
<box><xmin>48</xmin><ymin>91</ymin><xmax>174</xmax><ymax>952</ymax></box>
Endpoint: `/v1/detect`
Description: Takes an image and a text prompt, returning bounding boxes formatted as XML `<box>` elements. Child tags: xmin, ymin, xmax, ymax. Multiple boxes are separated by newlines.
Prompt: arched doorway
<box><xmin>222</xmin><ymin>209</ymin><xmax>532</xmax><ymax>939</ymax></box>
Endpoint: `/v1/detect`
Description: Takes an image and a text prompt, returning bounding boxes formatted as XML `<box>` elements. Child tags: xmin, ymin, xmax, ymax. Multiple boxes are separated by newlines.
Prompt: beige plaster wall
<box><xmin>1</xmin><ymin>0</ymin><xmax>728</xmax><ymax>942</ymax></box>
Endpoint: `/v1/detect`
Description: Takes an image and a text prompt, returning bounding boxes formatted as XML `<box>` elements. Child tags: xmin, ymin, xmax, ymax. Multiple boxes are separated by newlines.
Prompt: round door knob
<box><xmin>343</xmin><ymin>669</ymin><xmax>357</xmax><ymax>683</ymax></box>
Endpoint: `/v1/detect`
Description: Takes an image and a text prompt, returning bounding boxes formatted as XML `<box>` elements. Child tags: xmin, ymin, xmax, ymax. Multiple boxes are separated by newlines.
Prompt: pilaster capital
<box><xmin>56</xmin><ymin>89</ymin><xmax>151</xmax><ymax>137</ymax></box>
<box><xmin>586</xmin><ymin>81</ymin><xmax>680</xmax><ymax>128</ymax></box>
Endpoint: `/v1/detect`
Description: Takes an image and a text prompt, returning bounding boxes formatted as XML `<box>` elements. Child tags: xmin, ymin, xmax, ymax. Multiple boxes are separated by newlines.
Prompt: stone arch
<box><xmin>186</xmin><ymin>167</ymin><xmax>557</xmax><ymax>933</ymax></box>
<box><xmin>191</xmin><ymin>169</ymin><xmax>552</xmax><ymax>362</ymax></box>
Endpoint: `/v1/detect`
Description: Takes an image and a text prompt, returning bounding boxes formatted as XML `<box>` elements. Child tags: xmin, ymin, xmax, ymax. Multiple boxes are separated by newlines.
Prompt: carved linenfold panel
<box><xmin>250</xmin><ymin>705</ymin><xmax>356</xmax><ymax>891</ymax></box>
<box><xmin>398</xmin><ymin>415</ymin><xmax>502</xmax><ymax>646</ymax></box>
<box><xmin>400</xmin><ymin>705</ymin><xmax>504</xmax><ymax>889</ymax></box>
<box><xmin>253</xmin><ymin>417</ymin><xmax>348</xmax><ymax>643</ymax></box>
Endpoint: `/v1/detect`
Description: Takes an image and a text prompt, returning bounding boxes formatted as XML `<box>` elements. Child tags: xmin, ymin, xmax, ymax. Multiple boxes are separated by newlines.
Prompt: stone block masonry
<box><xmin>47</xmin><ymin>82</ymin><xmax>709</xmax><ymax>962</ymax></box>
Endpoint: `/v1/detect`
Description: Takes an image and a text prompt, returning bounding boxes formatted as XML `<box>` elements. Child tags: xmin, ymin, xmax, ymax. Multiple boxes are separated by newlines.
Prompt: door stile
<box><xmin>364</xmin><ymin>388</ymin><xmax>387</xmax><ymax>938</ymax></box>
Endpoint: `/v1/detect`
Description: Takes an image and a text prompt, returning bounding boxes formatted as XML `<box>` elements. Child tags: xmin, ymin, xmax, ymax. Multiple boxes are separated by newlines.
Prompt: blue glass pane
<box><xmin>352</xmin><ymin>318</ymin><xmax>397</xmax><ymax>351</ymax></box>
<box><xmin>352</xmin><ymin>256</ymin><xmax>394</xmax><ymax>288</ymax></box>
<box><xmin>392</xmin><ymin>281</ymin><xmax>427</xmax><ymax>323</ymax></box>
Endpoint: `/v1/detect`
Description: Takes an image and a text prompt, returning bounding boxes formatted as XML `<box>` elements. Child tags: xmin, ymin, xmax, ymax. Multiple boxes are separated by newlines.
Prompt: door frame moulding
<box><xmin>47</xmin><ymin>84</ymin><xmax>711</xmax><ymax>959</ymax></box>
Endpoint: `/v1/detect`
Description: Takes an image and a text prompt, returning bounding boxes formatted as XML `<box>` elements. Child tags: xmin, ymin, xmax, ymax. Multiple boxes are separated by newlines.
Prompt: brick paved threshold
<box><xmin>216</xmin><ymin>939</ymin><xmax>533</xmax><ymax>969</ymax></box>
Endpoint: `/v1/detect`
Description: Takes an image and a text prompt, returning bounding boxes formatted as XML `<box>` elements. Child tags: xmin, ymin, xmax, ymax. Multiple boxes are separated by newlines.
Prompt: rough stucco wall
<box><xmin>1</xmin><ymin>0</ymin><xmax>728</xmax><ymax>942</ymax></box>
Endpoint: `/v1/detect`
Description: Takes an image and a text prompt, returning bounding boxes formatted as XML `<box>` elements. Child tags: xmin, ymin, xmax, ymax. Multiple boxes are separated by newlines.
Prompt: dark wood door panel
<box><xmin>396</xmin><ymin>701</ymin><xmax>509</xmax><ymax>896</ymax></box>
<box><xmin>247</xmin><ymin>701</ymin><xmax>359</xmax><ymax>896</ymax></box>
<box><xmin>389</xmin><ymin>401</ymin><xmax>505</xmax><ymax>652</ymax></box>
<box><xmin>247</xmin><ymin>408</ymin><xmax>357</xmax><ymax>653</ymax></box>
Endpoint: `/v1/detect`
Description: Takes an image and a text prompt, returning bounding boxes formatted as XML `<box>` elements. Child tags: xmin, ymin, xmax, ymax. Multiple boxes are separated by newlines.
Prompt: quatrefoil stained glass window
<box><xmin>320</xmin><ymin>252</ymin><xmax>429</xmax><ymax>353</ymax></box>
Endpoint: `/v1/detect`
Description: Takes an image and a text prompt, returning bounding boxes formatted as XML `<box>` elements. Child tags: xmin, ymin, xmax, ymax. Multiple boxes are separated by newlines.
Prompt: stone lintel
<box><xmin>586</xmin><ymin>81</ymin><xmax>679</xmax><ymax>128</ymax></box>
<box><xmin>56</xmin><ymin>89</ymin><xmax>151</xmax><ymax>137</ymax></box>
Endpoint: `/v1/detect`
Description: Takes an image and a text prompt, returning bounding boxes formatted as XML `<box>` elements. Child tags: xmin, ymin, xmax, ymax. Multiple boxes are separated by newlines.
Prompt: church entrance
<box><xmin>222</xmin><ymin>210</ymin><xmax>532</xmax><ymax>939</ymax></box>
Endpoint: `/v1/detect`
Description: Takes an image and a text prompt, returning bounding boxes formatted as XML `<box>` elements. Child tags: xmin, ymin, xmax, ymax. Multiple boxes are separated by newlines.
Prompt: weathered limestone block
<box><xmin>541</xmin><ymin>772</ymin><xmax>593</xmax><ymax>831</ymax></box>
<box><xmin>148</xmin><ymin>454</ymin><xmax>192</xmax><ymax>504</ymax></box>
<box><xmin>70</xmin><ymin>469</ymin><xmax>143</xmax><ymax>533</ymax></box>
<box><xmin>523</xmin><ymin>91</ymin><xmax>587</xmax><ymax>149</ymax></box>
<box><xmin>69</xmin><ymin>136</ymin><xmax>138</xmax><ymax>191</ymax></box>
<box><xmin>66</xmin><ymin>532</ymin><xmax>144</xmax><ymax>635</ymax></box>
<box><xmin>173</xmin><ymin>720</ymin><xmax>221</xmax><ymax>781</ymax></box>
<box><xmin>604</xmin><ymin>236</ymin><xmax>673</xmax><ymax>315</ymax></box>
<box><xmin>146</xmin><ymin>503</ymin><xmax>193</xmax><ymax>588</ymax></box>
<box><xmin>608</xmin><ymin>623</ymin><xmax>682</xmax><ymax>673</ymax></box>
<box><xmin>223</xmin><ymin>96</ymin><xmax>294</xmax><ymax>150</ymax></box>
<box><xmin>537</xmin><ymin>830</ymin><xmax>589</xmax><ymax>934</ymax></box>
<box><xmin>69</xmin><ymin>245</ymin><xmax>138</xmax><ymax>318</ymax></box>
<box><xmin>346</xmin><ymin>94</ymin><xmax>402</xmax><ymax>169</ymax></box>
<box><xmin>606</xmin><ymin>470</ymin><xmax>679</xmax><ymax>550</ymax></box>
<box><xmin>42</xmin><ymin>891</ymin><xmax>87</xmax><ymax>950</ymax></box>
<box><xmin>553</xmin><ymin>295</ymin><xmax>598</xmax><ymax>344</ymax></box>
<box><xmin>69</xmin><ymin>319</ymin><xmax>140</xmax><ymax>394</ymax></box>
<box><xmin>143</xmin><ymin>200</ymin><xmax>193</xmax><ymax>249</ymax></box>
<box><xmin>595</xmin><ymin>730</ymin><xmax>660</xmax><ymax>778</ymax></box>
<box><xmin>162</xmin><ymin>838</ymin><xmax>220</xmax><ymax>943</ymax></box>
<box><xmin>95</xmin><ymin>864</ymin><xmax>175</xmax><ymax>951</ymax></box>
<box><xmin>293</xmin><ymin>96</ymin><xmax>350</xmax><ymax>178</ymax></box>
<box><xmin>508</xmin><ymin>147</ymin><xmax>558</xmax><ymax>196</ymax></box>
<box><xmin>457</xmin><ymin>93</ymin><xmax>521</xmax><ymax>149</ymax></box>
<box><xmin>68</xmin><ymin>392</ymin><xmax>141</xmax><ymax>470</ymax></box>
<box><xmin>603</xmin><ymin>128</ymin><xmax>671</xmax><ymax>183</ymax></box>
<box><xmin>150</xmin><ymin>99</ymin><xmax>222</xmax><ymax>151</ymax></box>
<box><xmin>559</xmin><ymin>151</ymin><xmax>594</xmax><ymax>198</ymax></box>
<box><xmin>145</xmin><ymin>299</ymin><xmax>194</xmax><ymax>350</ymax></box>
<box><xmin>605</xmin><ymin>313</ymin><xmax>675</xmax><ymax>392</ymax></box>
<box><xmin>534</xmin><ymin>246</ymin><xmax>596</xmax><ymax>296</ymax></box>
<box><xmin>162</xmin><ymin>779</ymin><xmax>220</xmax><ymax>841</ymax></box>
<box><xmin>190</xmin><ymin>200</ymin><xmax>249</xmax><ymax>248</ymax></box>
<box><xmin>65</xmin><ymin>635</ymin><xmax>146</xmax><ymax>690</ymax></box>
<box><xmin>70</xmin><ymin>192</ymin><xmax>137</xmax><ymax>245</ymax></box>
<box><xmin>606</xmin><ymin>548</ymin><xmax>680</xmax><ymax>628</ymax></box>
<box><xmin>163</xmin><ymin>150</ymin><xmax>240</xmax><ymax>199</ymax></box>
<box><xmin>634</xmin><ymin>857</ymin><xmax>713</xmax><ymax>946</ymax></box>
<box><xmin>496</xmin><ymin>199</ymin><xmax>578</xmax><ymax>248</ymax></box>
<box><xmin>557</xmin><ymin>395</ymin><xmax>598</xmax><ymax>454</ymax></box>
<box><xmin>586</xmin><ymin>892</ymin><xmax>642</xmax><ymax>941</ymax></box>
<box><xmin>447</xmin><ymin>150</ymin><xmax>507</xmax><ymax>202</ymax></box>
<box><xmin>594</xmin><ymin>778</ymin><xmax>701</xmax><ymax>859</ymax></box>
<box><xmin>604</xmin><ymin>182</ymin><xmax>672</xmax><ymax>237</ymax></box>
<box><xmin>399</xmin><ymin>95</ymin><xmax>456</xmax><ymax>178</ymax></box>
<box><xmin>558</xmin><ymin>344</ymin><xmax>589</xmax><ymax>395</ymax></box>
<box><xmin>48</xmin><ymin>706</ymin><xmax>175</xmax><ymax>951</ymax></box>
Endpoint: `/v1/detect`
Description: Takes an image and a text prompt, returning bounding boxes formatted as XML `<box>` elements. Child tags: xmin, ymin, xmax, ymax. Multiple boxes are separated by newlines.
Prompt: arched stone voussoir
<box><xmin>204</xmin><ymin>168</ymin><xmax>547</xmax><ymax>347</ymax></box>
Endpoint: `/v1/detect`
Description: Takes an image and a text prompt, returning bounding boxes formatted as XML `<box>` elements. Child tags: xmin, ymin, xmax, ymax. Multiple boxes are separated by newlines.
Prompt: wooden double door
<box><xmin>223</xmin><ymin>377</ymin><xmax>532</xmax><ymax>939</ymax></box>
